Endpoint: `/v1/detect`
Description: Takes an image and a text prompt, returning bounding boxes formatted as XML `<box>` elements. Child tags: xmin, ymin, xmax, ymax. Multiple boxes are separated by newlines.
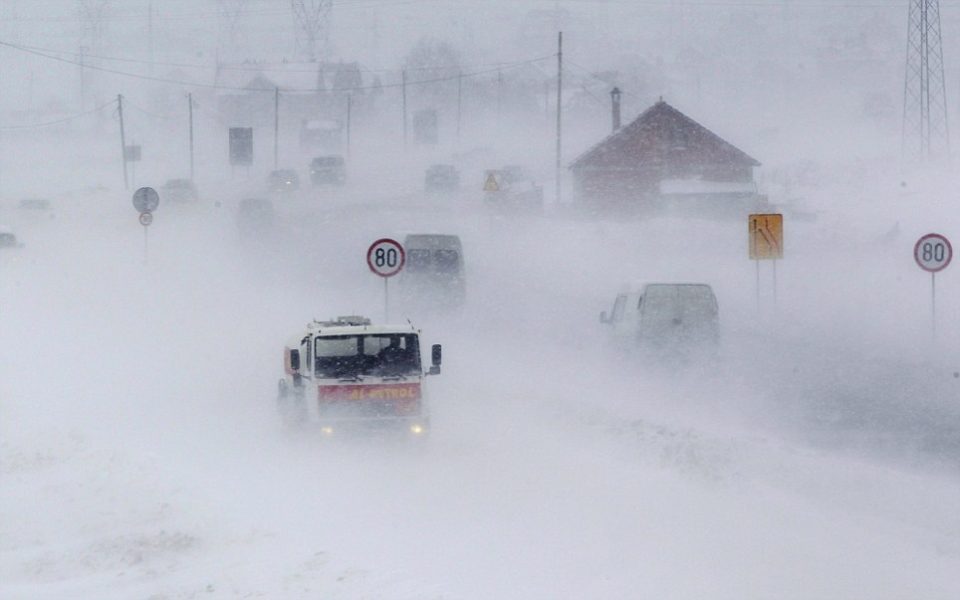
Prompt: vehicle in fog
<box><xmin>600</xmin><ymin>284</ymin><xmax>719</xmax><ymax>353</ymax></box>
<box><xmin>425</xmin><ymin>164</ymin><xmax>460</xmax><ymax>193</ymax></box>
<box><xmin>309</xmin><ymin>155</ymin><xmax>346</xmax><ymax>185</ymax></box>
<box><xmin>484</xmin><ymin>165</ymin><xmax>544</xmax><ymax>212</ymax></box>
<box><xmin>18</xmin><ymin>198</ymin><xmax>51</xmax><ymax>211</ymax></box>
<box><xmin>160</xmin><ymin>178</ymin><xmax>199</xmax><ymax>203</ymax></box>
<box><xmin>267</xmin><ymin>169</ymin><xmax>300</xmax><ymax>193</ymax></box>
<box><xmin>236</xmin><ymin>198</ymin><xmax>275</xmax><ymax>233</ymax></box>
<box><xmin>299</xmin><ymin>119</ymin><xmax>342</xmax><ymax>153</ymax></box>
<box><xmin>399</xmin><ymin>234</ymin><xmax>466</xmax><ymax>309</ymax></box>
<box><xmin>0</xmin><ymin>226</ymin><xmax>22</xmax><ymax>248</ymax></box>
<box><xmin>276</xmin><ymin>316</ymin><xmax>441</xmax><ymax>435</ymax></box>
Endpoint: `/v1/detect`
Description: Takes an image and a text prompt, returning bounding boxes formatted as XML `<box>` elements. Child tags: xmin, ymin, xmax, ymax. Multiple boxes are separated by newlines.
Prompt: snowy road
<box><xmin>2</xmin><ymin>187</ymin><xmax>960</xmax><ymax>599</ymax></box>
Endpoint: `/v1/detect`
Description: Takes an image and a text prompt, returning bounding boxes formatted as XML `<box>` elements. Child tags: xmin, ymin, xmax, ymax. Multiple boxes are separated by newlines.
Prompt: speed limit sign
<box><xmin>914</xmin><ymin>233</ymin><xmax>953</xmax><ymax>273</ymax></box>
<box><xmin>366</xmin><ymin>238</ymin><xmax>405</xmax><ymax>278</ymax></box>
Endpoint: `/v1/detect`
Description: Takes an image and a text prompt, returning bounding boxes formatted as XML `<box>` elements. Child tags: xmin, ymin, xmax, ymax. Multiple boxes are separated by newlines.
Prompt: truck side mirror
<box><xmin>428</xmin><ymin>344</ymin><xmax>442</xmax><ymax>375</ymax></box>
<box><xmin>288</xmin><ymin>349</ymin><xmax>300</xmax><ymax>372</ymax></box>
<box><xmin>599</xmin><ymin>311</ymin><xmax>609</xmax><ymax>324</ymax></box>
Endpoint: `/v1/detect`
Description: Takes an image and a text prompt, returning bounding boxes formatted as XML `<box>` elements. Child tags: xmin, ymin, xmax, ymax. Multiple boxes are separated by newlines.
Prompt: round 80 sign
<box><xmin>914</xmin><ymin>233</ymin><xmax>953</xmax><ymax>273</ymax></box>
<box><xmin>367</xmin><ymin>238</ymin><xmax>405</xmax><ymax>277</ymax></box>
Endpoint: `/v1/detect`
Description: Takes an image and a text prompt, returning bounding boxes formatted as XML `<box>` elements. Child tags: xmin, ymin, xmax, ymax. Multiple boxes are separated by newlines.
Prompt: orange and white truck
<box><xmin>277</xmin><ymin>316</ymin><xmax>441</xmax><ymax>435</ymax></box>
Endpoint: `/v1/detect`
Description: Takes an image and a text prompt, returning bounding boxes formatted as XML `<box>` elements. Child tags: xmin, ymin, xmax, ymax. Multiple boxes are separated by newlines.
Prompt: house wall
<box><xmin>573</xmin><ymin>163</ymin><xmax>757</xmax><ymax>213</ymax></box>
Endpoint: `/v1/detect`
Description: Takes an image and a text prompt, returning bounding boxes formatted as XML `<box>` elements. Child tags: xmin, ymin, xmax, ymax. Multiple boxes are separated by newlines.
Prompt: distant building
<box><xmin>215</xmin><ymin>61</ymin><xmax>371</xmax><ymax>130</ymax></box>
<box><xmin>569</xmin><ymin>99</ymin><xmax>764</xmax><ymax>216</ymax></box>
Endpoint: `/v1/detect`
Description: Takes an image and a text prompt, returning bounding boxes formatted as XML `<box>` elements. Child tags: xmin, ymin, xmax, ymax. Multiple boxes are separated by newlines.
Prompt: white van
<box><xmin>600</xmin><ymin>284</ymin><xmax>719</xmax><ymax>352</ymax></box>
<box><xmin>399</xmin><ymin>234</ymin><xmax>466</xmax><ymax>309</ymax></box>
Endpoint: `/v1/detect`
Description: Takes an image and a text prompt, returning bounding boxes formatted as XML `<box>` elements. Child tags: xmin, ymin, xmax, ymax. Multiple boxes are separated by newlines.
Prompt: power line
<box><xmin>4</xmin><ymin>40</ymin><xmax>543</xmax><ymax>76</ymax></box>
<box><xmin>0</xmin><ymin>99</ymin><xmax>116</xmax><ymax>130</ymax></box>
<box><xmin>0</xmin><ymin>38</ymin><xmax>552</xmax><ymax>94</ymax></box>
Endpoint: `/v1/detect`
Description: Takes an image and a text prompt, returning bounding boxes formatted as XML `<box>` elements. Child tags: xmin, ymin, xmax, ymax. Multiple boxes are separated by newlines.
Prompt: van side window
<box><xmin>612</xmin><ymin>294</ymin><xmax>627</xmax><ymax>322</ymax></box>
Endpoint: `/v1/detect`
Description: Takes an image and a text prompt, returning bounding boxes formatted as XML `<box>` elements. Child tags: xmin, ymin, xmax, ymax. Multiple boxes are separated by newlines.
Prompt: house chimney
<box><xmin>610</xmin><ymin>87</ymin><xmax>622</xmax><ymax>132</ymax></box>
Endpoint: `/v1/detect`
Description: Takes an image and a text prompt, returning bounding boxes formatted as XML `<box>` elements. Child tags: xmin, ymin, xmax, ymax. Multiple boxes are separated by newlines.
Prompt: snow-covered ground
<box><xmin>2</xmin><ymin>163</ymin><xmax>959</xmax><ymax>598</ymax></box>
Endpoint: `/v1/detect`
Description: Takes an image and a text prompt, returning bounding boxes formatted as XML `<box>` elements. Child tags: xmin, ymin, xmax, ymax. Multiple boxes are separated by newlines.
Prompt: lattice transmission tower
<box><xmin>291</xmin><ymin>0</ymin><xmax>332</xmax><ymax>62</ymax></box>
<box><xmin>903</xmin><ymin>0</ymin><xmax>950</xmax><ymax>160</ymax></box>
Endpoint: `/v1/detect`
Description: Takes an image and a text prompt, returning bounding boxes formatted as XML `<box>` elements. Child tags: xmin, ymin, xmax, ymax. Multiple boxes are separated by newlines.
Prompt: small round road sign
<box><xmin>132</xmin><ymin>187</ymin><xmax>160</xmax><ymax>213</ymax></box>
<box><xmin>367</xmin><ymin>238</ymin><xmax>405</xmax><ymax>278</ymax></box>
<box><xmin>914</xmin><ymin>233</ymin><xmax>953</xmax><ymax>273</ymax></box>
<box><xmin>139</xmin><ymin>212</ymin><xmax>154</xmax><ymax>227</ymax></box>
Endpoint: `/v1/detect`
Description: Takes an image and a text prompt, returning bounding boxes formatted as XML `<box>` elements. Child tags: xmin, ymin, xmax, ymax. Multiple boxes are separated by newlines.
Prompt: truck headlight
<box><xmin>409</xmin><ymin>424</ymin><xmax>424</xmax><ymax>435</ymax></box>
<box><xmin>321</xmin><ymin>426</ymin><xmax>334</xmax><ymax>435</ymax></box>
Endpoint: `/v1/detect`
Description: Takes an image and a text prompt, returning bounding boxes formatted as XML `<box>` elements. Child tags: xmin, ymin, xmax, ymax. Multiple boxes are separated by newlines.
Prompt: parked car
<box><xmin>236</xmin><ymin>198</ymin><xmax>275</xmax><ymax>233</ymax></box>
<box><xmin>601</xmin><ymin>283</ymin><xmax>719</xmax><ymax>354</ymax></box>
<box><xmin>484</xmin><ymin>164</ymin><xmax>543</xmax><ymax>212</ymax></box>
<box><xmin>0</xmin><ymin>226</ymin><xmax>22</xmax><ymax>248</ymax></box>
<box><xmin>425</xmin><ymin>164</ymin><xmax>460</xmax><ymax>193</ymax></box>
<box><xmin>18</xmin><ymin>198</ymin><xmax>52</xmax><ymax>211</ymax></box>
<box><xmin>309</xmin><ymin>155</ymin><xmax>346</xmax><ymax>185</ymax></box>
<box><xmin>161</xmin><ymin>178</ymin><xmax>199</xmax><ymax>203</ymax></box>
<box><xmin>267</xmin><ymin>169</ymin><xmax>300</xmax><ymax>193</ymax></box>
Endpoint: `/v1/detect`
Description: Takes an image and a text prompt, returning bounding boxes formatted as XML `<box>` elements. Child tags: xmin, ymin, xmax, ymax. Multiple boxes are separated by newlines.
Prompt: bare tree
<box><xmin>76</xmin><ymin>0</ymin><xmax>111</xmax><ymax>51</ymax></box>
<box><xmin>217</xmin><ymin>0</ymin><xmax>248</xmax><ymax>53</ymax></box>
<box><xmin>291</xmin><ymin>0</ymin><xmax>332</xmax><ymax>62</ymax></box>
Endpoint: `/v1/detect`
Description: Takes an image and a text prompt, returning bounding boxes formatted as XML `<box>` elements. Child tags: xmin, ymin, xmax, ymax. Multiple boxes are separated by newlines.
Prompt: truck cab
<box><xmin>277</xmin><ymin>316</ymin><xmax>441</xmax><ymax>435</ymax></box>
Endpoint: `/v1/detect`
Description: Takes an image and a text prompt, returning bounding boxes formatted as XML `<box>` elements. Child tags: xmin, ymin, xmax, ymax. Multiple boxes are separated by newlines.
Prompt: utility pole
<box><xmin>188</xmin><ymin>93</ymin><xmax>195</xmax><ymax>180</ymax></box>
<box><xmin>118</xmin><ymin>94</ymin><xmax>128</xmax><ymax>190</ymax></box>
<box><xmin>79</xmin><ymin>46</ymin><xmax>86</xmax><ymax>111</ymax></box>
<box><xmin>346</xmin><ymin>94</ymin><xmax>352</xmax><ymax>157</ymax></box>
<box><xmin>273</xmin><ymin>87</ymin><xmax>279</xmax><ymax>169</ymax></box>
<box><xmin>903</xmin><ymin>0</ymin><xmax>950</xmax><ymax>160</ymax></box>
<box><xmin>497</xmin><ymin>69</ymin><xmax>503</xmax><ymax>121</ymax></box>
<box><xmin>457</xmin><ymin>71</ymin><xmax>463</xmax><ymax>140</ymax></box>
<box><xmin>555</xmin><ymin>31</ymin><xmax>563</xmax><ymax>206</ymax></box>
<box><xmin>402</xmin><ymin>69</ymin><xmax>408</xmax><ymax>146</ymax></box>
<box><xmin>147</xmin><ymin>0</ymin><xmax>154</xmax><ymax>75</ymax></box>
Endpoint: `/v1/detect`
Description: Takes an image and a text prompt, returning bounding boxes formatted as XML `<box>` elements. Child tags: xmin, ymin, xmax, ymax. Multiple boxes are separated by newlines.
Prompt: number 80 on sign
<box><xmin>914</xmin><ymin>233</ymin><xmax>952</xmax><ymax>273</ymax></box>
<box><xmin>367</xmin><ymin>238</ymin><xmax>405</xmax><ymax>277</ymax></box>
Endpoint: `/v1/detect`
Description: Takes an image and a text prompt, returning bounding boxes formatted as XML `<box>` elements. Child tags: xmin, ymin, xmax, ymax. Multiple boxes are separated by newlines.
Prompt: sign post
<box><xmin>914</xmin><ymin>233</ymin><xmax>952</xmax><ymax>338</ymax></box>
<box><xmin>748</xmin><ymin>213</ymin><xmax>784</xmax><ymax>311</ymax></box>
<box><xmin>133</xmin><ymin>186</ymin><xmax>159</xmax><ymax>264</ymax></box>
<box><xmin>367</xmin><ymin>238</ymin><xmax>405</xmax><ymax>322</ymax></box>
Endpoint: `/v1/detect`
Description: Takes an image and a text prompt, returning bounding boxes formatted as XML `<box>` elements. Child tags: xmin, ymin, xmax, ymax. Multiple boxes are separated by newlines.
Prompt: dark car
<box><xmin>267</xmin><ymin>170</ymin><xmax>300</xmax><ymax>193</ymax></box>
<box><xmin>424</xmin><ymin>164</ymin><xmax>460</xmax><ymax>193</ymax></box>
<box><xmin>18</xmin><ymin>198</ymin><xmax>52</xmax><ymax>210</ymax></box>
<box><xmin>161</xmin><ymin>179</ymin><xmax>199</xmax><ymax>203</ymax></box>
<box><xmin>236</xmin><ymin>198</ymin><xmax>275</xmax><ymax>233</ymax></box>
<box><xmin>0</xmin><ymin>228</ymin><xmax>21</xmax><ymax>248</ymax></box>
<box><xmin>309</xmin><ymin>156</ymin><xmax>346</xmax><ymax>185</ymax></box>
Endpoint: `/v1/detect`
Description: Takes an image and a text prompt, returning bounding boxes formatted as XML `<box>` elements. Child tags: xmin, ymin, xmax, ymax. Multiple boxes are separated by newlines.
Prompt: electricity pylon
<box><xmin>903</xmin><ymin>0</ymin><xmax>950</xmax><ymax>160</ymax></box>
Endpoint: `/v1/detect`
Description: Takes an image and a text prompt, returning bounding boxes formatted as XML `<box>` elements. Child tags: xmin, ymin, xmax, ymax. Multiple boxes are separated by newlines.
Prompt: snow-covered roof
<box><xmin>569</xmin><ymin>100</ymin><xmax>760</xmax><ymax>171</ymax></box>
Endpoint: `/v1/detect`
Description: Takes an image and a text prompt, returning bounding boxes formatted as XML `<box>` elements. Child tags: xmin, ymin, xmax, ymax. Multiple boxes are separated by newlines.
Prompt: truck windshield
<box><xmin>314</xmin><ymin>334</ymin><xmax>421</xmax><ymax>378</ymax></box>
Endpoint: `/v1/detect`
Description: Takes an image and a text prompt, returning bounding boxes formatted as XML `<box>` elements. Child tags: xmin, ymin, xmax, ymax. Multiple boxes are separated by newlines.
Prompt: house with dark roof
<box><xmin>569</xmin><ymin>99</ymin><xmax>764</xmax><ymax>216</ymax></box>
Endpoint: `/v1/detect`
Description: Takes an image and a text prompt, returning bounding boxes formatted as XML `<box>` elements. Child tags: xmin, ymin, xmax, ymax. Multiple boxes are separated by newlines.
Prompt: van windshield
<box><xmin>407</xmin><ymin>249</ymin><xmax>460</xmax><ymax>274</ymax></box>
<box><xmin>642</xmin><ymin>285</ymin><xmax>717</xmax><ymax>323</ymax></box>
<box><xmin>314</xmin><ymin>334</ymin><xmax>421</xmax><ymax>379</ymax></box>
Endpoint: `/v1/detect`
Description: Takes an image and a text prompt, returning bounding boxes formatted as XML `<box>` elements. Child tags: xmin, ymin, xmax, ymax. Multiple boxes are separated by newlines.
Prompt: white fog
<box><xmin>1</xmin><ymin>1</ymin><xmax>959</xmax><ymax>598</ymax></box>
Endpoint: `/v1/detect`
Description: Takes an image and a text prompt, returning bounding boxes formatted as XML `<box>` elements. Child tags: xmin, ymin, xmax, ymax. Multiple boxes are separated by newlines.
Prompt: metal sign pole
<box><xmin>143</xmin><ymin>224</ymin><xmax>149</xmax><ymax>265</ymax></box>
<box><xmin>755</xmin><ymin>259</ymin><xmax>761</xmax><ymax>312</ymax></box>
<box><xmin>931</xmin><ymin>272</ymin><xmax>937</xmax><ymax>339</ymax></box>
<box><xmin>384</xmin><ymin>278</ymin><xmax>389</xmax><ymax>322</ymax></box>
<box><xmin>772</xmin><ymin>258</ymin><xmax>778</xmax><ymax>308</ymax></box>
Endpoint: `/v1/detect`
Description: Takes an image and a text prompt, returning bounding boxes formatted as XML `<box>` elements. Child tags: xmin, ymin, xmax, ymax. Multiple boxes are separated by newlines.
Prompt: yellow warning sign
<box><xmin>483</xmin><ymin>171</ymin><xmax>501</xmax><ymax>192</ymax></box>
<box><xmin>749</xmin><ymin>213</ymin><xmax>784</xmax><ymax>260</ymax></box>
